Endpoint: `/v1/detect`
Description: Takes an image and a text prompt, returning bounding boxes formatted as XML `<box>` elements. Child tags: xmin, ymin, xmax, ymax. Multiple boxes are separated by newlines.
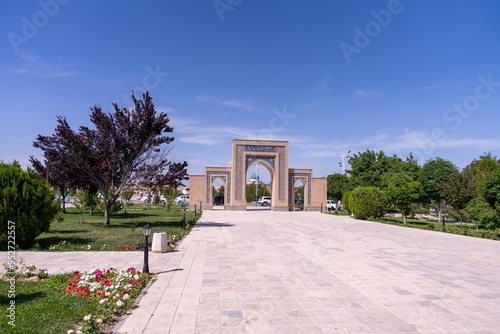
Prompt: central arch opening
<box><xmin>246</xmin><ymin>162</ymin><xmax>273</xmax><ymax>210</ymax></box>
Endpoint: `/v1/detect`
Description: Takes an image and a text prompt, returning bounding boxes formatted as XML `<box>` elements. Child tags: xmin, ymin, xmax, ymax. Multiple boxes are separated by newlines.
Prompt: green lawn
<box><xmin>373</xmin><ymin>216</ymin><xmax>500</xmax><ymax>240</ymax></box>
<box><xmin>26</xmin><ymin>205</ymin><xmax>200</xmax><ymax>251</ymax></box>
<box><xmin>0</xmin><ymin>275</ymin><xmax>98</xmax><ymax>333</ymax></box>
<box><xmin>0</xmin><ymin>204</ymin><xmax>200</xmax><ymax>333</ymax></box>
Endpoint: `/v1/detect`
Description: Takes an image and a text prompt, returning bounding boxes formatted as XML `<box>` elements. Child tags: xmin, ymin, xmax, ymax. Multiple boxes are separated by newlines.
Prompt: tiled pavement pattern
<box><xmin>16</xmin><ymin>211</ymin><xmax>500</xmax><ymax>333</ymax></box>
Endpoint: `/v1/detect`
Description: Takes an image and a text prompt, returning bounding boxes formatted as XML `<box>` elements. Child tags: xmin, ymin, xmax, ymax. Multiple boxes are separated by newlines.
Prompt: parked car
<box><xmin>257</xmin><ymin>196</ymin><xmax>271</xmax><ymax>206</ymax></box>
<box><xmin>213</xmin><ymin>195</ymin><xmax>224</xmax><ymax>205</ymax></box>
<box><xmin>295</xmin><ymin>199</ymin><xmax>304</xmax><ymax>206</ymax></box>
<box><xmin>175</xmin><ymin>195</ymin><xmax>189</xmax><ymax>205</ymax></box>
<box><xmin>159</xmin><ymin>197</ymin><xmax>168</xmax><ymax>204</ymax></box>
<box><xmin>141</xmin><ymin>195</ymin><xmax>151</xmax><ymax>203</ymax></box>
<box><xmin>327</xmin><ymin>200</ymin><xmax>337</xmax><ymax>210</ymax></box>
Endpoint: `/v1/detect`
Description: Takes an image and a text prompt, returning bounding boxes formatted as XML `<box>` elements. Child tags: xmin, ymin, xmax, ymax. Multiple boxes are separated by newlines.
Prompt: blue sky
<box><xmin>1</xmin><ymin>0</ymin><xmax>500</xmax><ymax>184</ymax></box>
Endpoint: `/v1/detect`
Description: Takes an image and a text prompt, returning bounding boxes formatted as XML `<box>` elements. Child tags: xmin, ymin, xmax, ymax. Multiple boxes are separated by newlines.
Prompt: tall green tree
<box><xmin>348</xmin><ymin>150</ymin><xmax>391</xmax><ymax>188</ymax></box>
<box><xmin>381</xmin><ymin>153</ymin><xmax>421</xmax><ymax>188</ymax></box>
<box><xmin>438</xmin><ymin>169</ymin><xmax>476</xmax><ymax>222</ymax></box>
<box><xmin>347</xmin><ymin>150</ymin><xmax>408</xmax><ymax>189</ymax></box>
<box><xmin>327</xmin><ymin>173</ymin><xmax>353</xmax><ymax>201</ymax></box>
<box><xmin>385</xmin><ymin>173</ymin><xmax>422</xmax><ymax>224</ymax></box>
<box><xmin>466</xmin><ymin>152</ymin><xmax>500</xmax><ymax>199</ymax></box>
<box><xmin>418</xmin><ymin>157</ymin><xmax>457</xmax><ymax>228</ymax></box>
<box><xmin>485</xmin><ymin>169</ymin><xmax>500</xmax><ymax>209</ymax></box>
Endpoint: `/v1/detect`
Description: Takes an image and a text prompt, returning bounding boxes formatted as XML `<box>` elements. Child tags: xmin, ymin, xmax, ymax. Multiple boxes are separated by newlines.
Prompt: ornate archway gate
<box><xmin>189</xmin><ymin>140</ymin><xmax>326</xmax><ymax>211</ymax></box>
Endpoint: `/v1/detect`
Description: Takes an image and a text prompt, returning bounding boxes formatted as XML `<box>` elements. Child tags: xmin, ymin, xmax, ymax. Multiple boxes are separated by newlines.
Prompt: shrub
<box><xmin>342</xmin><ymin>191</ymin><xmax>353</xmax><ymax>212</ymax></box>
<box><xmin>153</xmin><ymin>194</ymin><xmax>160</xmax><ymax>205</ymax></box>
<box><xmin>0</xmin><ymin>163</ymin><xmax>59</xmax><ymax>248</ymax></box>
<box><xmin>350</xmin><ymin>187</ymin><xmax>386</xmax><ymax>220</ymax></box>
<box><xmin>466</xmin><ymin>198</ymin><xmax>500</xmax><ymax>230</ymax></box>
<box><xmin>426</xmin><ymin>223</ymin><xmax>435</xmax><ymax>230</ymax></box>
<box><xmin>413</xmin><ymin>208</ymin><xmax>430</xmax><ymax>215</ymax></box>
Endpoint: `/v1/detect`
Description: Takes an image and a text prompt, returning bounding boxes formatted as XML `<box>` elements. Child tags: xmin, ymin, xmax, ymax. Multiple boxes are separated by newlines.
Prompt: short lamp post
<box><xmin>142</xmin><ymin>223</ymin><xmax>151</xmax><ymax>274</ymax></box>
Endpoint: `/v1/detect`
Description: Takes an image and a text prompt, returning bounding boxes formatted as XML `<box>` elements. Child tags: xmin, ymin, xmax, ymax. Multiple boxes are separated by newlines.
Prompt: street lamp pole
<box><xmin>142</xmin><ymin>223</ymin><xmax>151</xmax><ymax>274</ymax></box>
<box><xmin>255</xmin><ymin>164</ymin><xmax>259</xmax><ymax>207</ymax></box>
<box><xmin>337</xmin><ymin>150</ymin><xmax>351</xmax><ymax>175</ymax></box>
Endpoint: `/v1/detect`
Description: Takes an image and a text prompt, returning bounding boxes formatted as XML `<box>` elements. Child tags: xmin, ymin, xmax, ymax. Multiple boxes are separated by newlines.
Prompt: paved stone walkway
<box><xmin>17</xmin><ymin>211</ymin><xmax>500</xmax><ymax>333</ymax></box>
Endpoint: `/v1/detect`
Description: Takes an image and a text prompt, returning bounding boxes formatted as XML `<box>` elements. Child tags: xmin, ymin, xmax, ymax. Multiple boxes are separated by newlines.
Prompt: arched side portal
<box><xmin>188</xmin><ymin>140</ymin><xmax>326</xmax><ymax>212</ymax></box>
<box><xmin>288</xmin><ymin>169</ymin><xmax>312</xmax><ymax>209</ymax></box>
<box><xmin>206</xmin><ymin>173</ymin><xmax>231</xmax><ymax>204</ymax></box>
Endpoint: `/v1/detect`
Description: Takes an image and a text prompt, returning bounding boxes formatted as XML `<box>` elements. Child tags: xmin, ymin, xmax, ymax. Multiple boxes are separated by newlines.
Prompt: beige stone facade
<box><xmin>189</xmin><ymin>139</ymin><xmax>326</xmax><ymax>211</ymax></box>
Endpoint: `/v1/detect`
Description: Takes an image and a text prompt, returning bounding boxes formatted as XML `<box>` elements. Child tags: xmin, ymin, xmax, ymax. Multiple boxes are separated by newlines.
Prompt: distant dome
<box><xmin>249</xmin><ymin>172</ymin><xmax>259</xmax><ymax>181</ymax></box>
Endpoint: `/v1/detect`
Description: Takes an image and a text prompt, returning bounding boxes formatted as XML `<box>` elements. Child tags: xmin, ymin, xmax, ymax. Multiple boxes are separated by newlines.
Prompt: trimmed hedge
<box><xmin>350</xmin><ymin>186</ymin><xmax>386</xmax><ymax>220</ymax></box>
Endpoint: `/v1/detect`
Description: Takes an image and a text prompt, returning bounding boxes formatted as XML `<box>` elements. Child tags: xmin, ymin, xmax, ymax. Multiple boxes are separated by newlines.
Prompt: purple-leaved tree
<box><xmin>31</xmin><ymin>92</ymin><xmax>188</xmax><ymax>225</ymax></box>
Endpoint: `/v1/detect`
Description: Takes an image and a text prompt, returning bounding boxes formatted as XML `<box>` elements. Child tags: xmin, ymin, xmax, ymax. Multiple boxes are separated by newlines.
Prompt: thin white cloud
<box><xmin>296</xmin><ymin>102</ymin><xmax>322</xmax><ymax>112</ymax></box>
<box><xmin>156</xmin><ymin>106</ymin><xmax>175</xmax><ymax>114</ymax></box>
<box><xmin>420</xmin><ymin>81</ymin><xmax>468</xmax><ymax>90</ymax></box>
<box><xmin>12</xmin><ymin>52</ymin><xmax>79</xmax><ymax>78</ymax></box>
<box><xmin>221</xmin><ymin>99</ymin><xmax>253</xmax><ymax>111</ymax></box>
<box><xmin>173</xmin><ymin>116</ymin><xmax>311</xmax><ymax>146</ymax></box>
<box><xmin>354</xmin><ymin>89</ymin><xmax>382</xmax><ymax>99</ymax></box>
<box><xmin>195</xmin><ymin>94</ymin><xmax>256</xmax><ymax>111</ymax></box>
<box><xmin>298</xmin><ymin>129</ymin><xmax>500</xmax><ymax>158</ymax></box>
<box><xmin>196</xmin><ymin>94</ymin><xmax>210</xmax><ymax>101</ymax></box>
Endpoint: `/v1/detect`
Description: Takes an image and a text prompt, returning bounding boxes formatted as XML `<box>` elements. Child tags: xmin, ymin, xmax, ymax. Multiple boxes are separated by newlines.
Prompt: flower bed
<box><xmin>64</xmin><ymin>267</ymin><xmax>151</xmax><ymax>333</ymax></box>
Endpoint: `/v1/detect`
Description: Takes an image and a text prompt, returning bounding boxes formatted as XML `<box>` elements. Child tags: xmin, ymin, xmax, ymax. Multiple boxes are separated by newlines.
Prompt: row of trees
<box><xmin>245</xmin><ymin>183</ymin><xmax>270</xmax><ymax>202</ymax></box>
<box><xmin>30</xmin><ymin>92</ymin><xmax>189</xmax><ymax>226</ymax></box>
<box><xmin>328</xmin><ymin>150</ymin><xmax>500</xmax><ymax>229</ymax></box>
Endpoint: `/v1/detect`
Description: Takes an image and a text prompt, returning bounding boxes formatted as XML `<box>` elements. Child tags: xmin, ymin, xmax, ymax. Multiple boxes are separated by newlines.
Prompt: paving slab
<box><xmin>12</xmin><ymin>210</ymin><xmax>500</xmax><ymax>333</ymax></box>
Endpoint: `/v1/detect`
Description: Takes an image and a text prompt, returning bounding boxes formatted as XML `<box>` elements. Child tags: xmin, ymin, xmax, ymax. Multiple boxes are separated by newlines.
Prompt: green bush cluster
<box><xmin>0</xmin><ymin>163</ymin><xmax>59</xmax><ymax>248</ymax></box>
<box><xmin>348</xmin><ymin>187</ymin><xmax>386</xmax><ymax>220</ymax></box>
<box><xmin>342</xmin><ymin>191</ymin><xmax>352</xmax><ymax>212</ymax></box>
<box><xmin>466</xmin><ymin>198</ymin><xmax>500</xmax><ymax>230</ymax></box>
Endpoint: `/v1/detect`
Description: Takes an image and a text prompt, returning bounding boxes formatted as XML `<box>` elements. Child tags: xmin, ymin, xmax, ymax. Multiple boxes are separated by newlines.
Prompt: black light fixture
<box><xmin>142</xmin><ymin>223</ymin><xmax>151</xmax><ymax>273</ymax></box>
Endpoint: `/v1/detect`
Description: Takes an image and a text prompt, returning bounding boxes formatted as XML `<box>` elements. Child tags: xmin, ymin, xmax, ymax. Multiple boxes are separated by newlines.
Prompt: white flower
<box><xmin>97</xmin><ymin>319</ymin><xmax>103</xmax><ymax>324</ymax></box>
<box><xmin>87</xmin><ymin>245</ymin><xmax>91</xmax><ymax>250</ymax></box>
<box><xmin>99</xmin><ymin>299</ymin><xmax>107</xmax><ymax>305</ymax></box>
<box><xmin>123</xmin><ymin>294</ymin><xmax>130</xmax><ymax>300</ymax></box>
<box><xmin>115</xmin><ymin>293</ymin><xmax>120</xmax><ymax>298</ymax></box>
<box><xmin>133</xmin><ymin>274</ymin><xmax>139</xmax><ymax>280</ymax></box>
<box><xmin>67</xmin><ymin>330</ymin><xmax>75</xmax><ymax>334</ymax></box>
<box><xmin>83</xmin><ymin>314</ymin><xmax>92</xmax><ymax>321</ymax></box>
<box><xmin>116</xmin><ymin>300</ymin><xmax>124</xmax><ymax>307</ymax></box>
